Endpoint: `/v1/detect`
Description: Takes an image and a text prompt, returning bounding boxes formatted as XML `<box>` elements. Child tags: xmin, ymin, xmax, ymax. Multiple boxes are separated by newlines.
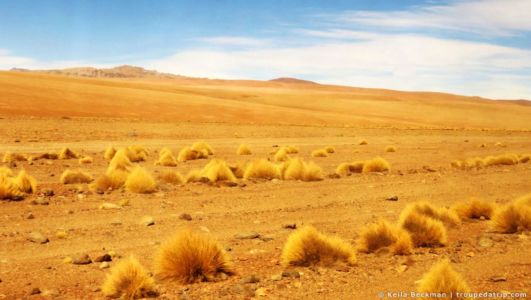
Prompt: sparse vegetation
<box><xmin>452</xmin><ymin>198</ymin><xmax>496</xmax><ymax>220</ymax></box>
<box><xmin>325</xmin><ymin>146</ymin><xmax>335</xmax><ymax>153</ymax></box>
<box><xmin>126</xmin><ymin>145</ymin><xmax>149</xmax><ymax>162</ymax></box>
<box><xmin>58</xmin><ymin>147</ymin><xmax>79</xmax><ymax>159</ymax></box>
<box><xmin>281</xmin><ymin>157</ymin><xmax>323</xmax><ymax>181</ymax></box>
<box><xmin>104</xmin><ymin>146</ymin><xmax>117</xmax><ymax>160</ymax></box>
<box><xmin>60</xmin><ymin>170</ymin><xmax>93</xmax><ymax>184</ymax></box>
<box><xmin>91</xmin><ymin>169</ymin><xmax>129</xmax><ymax>192</ymax></box>
<box><xmin>236</xmin><ymin>144</ymin><xmax>252</xmax><ymax>155</ymax></box>
<box><xmin>191</xmin><ymin>141</ymin><xmax>214</xmax><ymax>155</ymax></box>
<box><xmin>13</xmin><ymin>170</ymin><xmax>37</xmax><ymax>193</ymax></box>
<box><xmin>311</xmin><ymin>149</ymin><xmax>328</xmax><ymax>158</ymax></box>
<box><xmin>79</xmin><ymin>156</ymin><xmax>93</xmax><ymax>164</ymax></box>
<box><xmin>362</xmin><ymin>157</ymin><xmax>390</xmax><ymax>173</ymax></box>
<box><xmin>399</xmin><ymin>209</ymin><xmax>447</xmax><ymax>247</ymax></box>
<box><xmin>101</xmin><ymin>256</ymin><xmax>157</xmax><ymax>299</ymax></box>
<box><xmin>359</xmin><ymin>139</ymin><xmax>368</xmax><ymax>145</ymax></box>
<box><xmin>416</xmin><ymin>260</ymin><xmax>470</xmax><ymax>299</ymax></box>
<box><xmin>2</xmin><ymin>152</ymin><xmax>27</xmax><ymax>163</ymax></box>
<box><xmin>125</xmin><ymin>166</ymin><xmax>156</xmax><ymax>193</ymax></box>
<box><xmin>155</xmin><ymin>150</ymin><xmax>177</xmax><ymax>167</ymax></box>
<box><xmin>243</xmin><ymin>159</ymin><xmax>281</xmax><ymax>180</ymax></box>
<box><xmin>0</xmin><ymin>172</ymin><xmax>24</xmax><ymax>200</ymax></box>
<box><xmin>273</xmin><ymin>147</ymin><xmax>289</xmax><ymax>162</ymax></box>
<box><xmin>451</xmin><ymin>153</ymin><xmax>526</xmax><ymax>170</ymax></box>
<box><xmin>177</xmin><ymin>147</ymin><xmax>208</xmax><ymax>162</ymax></box>
<box><xmin>198</xmin><ymin>159</ymin><xmax>237</xmax><ymax>183</ymax></box>
<box><xmin>385</xmin><ymin>146</ymin><xmax>396</xmax><ymax>152</ymax></box>
<box><xmin>285</xmin><ymin>145</ymin><xmax>299</xmax><ymax>154</ymax></box>
<box><xmin>158</xmin><ymin>170</ymin><xmax>185</xmax><ymax>185</ymax></box>
<box><xmin>108</xmin><ymin>149</ymin><xmax>134</xmax><ymax>172</ymax></box>
<box><xmin>490</xmin><ymin>194</ymin><xmax>531</xmax><ymax>233</ymax></box>
<box><xmin>356</xmin><ymin>220</ymin><xmax>412</xmax><ymax>255</ymax></box>
<box><xmin>335</xmin><ymin>161</ymin><xmax>364</xmax><ymax>177</ymax></box>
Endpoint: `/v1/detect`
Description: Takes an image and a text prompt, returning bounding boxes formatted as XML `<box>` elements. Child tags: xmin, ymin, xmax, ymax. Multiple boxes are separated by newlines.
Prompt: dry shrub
<box><xmin>452</xmin><ymin>199</ymin><xmax>496</xmax><ymax>220</ymax></box>
<box><xmin>325</xmin><ymin>146</ymin><xmax>335</xmax><ymax>153</ymax></box>
<box><xmin>311</xmin><ymin>149</ymin><xmax>328</xmax><ymax>158</ymax></box>
<box><xmin>236</xmin><ymin>144</ymin><xmax>252</xmax><ymax>155</ymax></box>
<box><xmin>356</xmin><ymin>220</ymin><xmax>412</xmax><ymax>255</ymax></box>
<box><xmin>13</xmin><ymin>170</ymin><xmax>37</xmax><ymax>193</ymax></box>
<box><xmin>199</xmin><ymin>159</ymin><xmax>236</xmax><ymax>183</ymax></box>
<box><xmin>158</xmin><ymin>170</ymin><xmax>185</xmax><ymax>185</ymax></box>
<box><xmin>285</xmin><ymin>146</ymin><xmax>299</xmax><ymax>154</ymax></box>
<box><xmin>127</xmin><ymin>145</ymin><xmax>148</xmax><ymax>162</ymax></box>
<box><xmin>185</xmin><ymin>169</ymin><xmax>203</xmax><ymax>183</ymax></box>
<box><xmin>177</xmin><ymin>147</ymin><xmax>208</xmax><ymax>162</ymax></box>
<box><xmin>155</xmin><ymin>152</ymin><xmax>177</xmax><ymax>167</ymax></box>
<box><xmin>159</xmin><ymin>147</ymin><xmax>172</xmax><ymax>156</ymax></box>
<box><xmin>281</xmin><ymin>157</ymin><xmax>323</xmax><ymax>181</ymax></box>
<box><xmin>60</xmin><ymin>170</ymin><xmax>93</xmax><ymax>184</ymax></box>
<box><xmin>490</xmin><ymin>194</ymin><xmax>531</xmax><ymax>233</ymax></box>
<box><xmin>402</xmin><ymin>202</ymin><xmax>460</xmax><ymax>227</ymax></box>
<box><xmin>101</xmin><ymin>256</ymin><xmax>157</xmax><ymax>299</ymax></box>
<box><xmin>0</xmin><ymin>177</ymin><xmax>23</xmax><ymax>200</ymax></box>
<box><xmin>125</xmin><ymin>167</ymin><xmax>156</xmax><ymax>194</ymax></box>
<box><xmin>2</xmin><ymin>152</ymin><xmax>27</xmax><ymax>163</ymax></box>
<box><xmin>483</xmin><ymin>154</ymin><xmax>518</xmax><ymax>167</ymax></box>
<box><xmin>154</xmin><ymin>230</ymin><xmax>234</xmax><ymax>283</ymax></box>
<box><xmin>35</xmin><ymin>153</ymin><xmax>59</xmax><ymax>160</ymax></box>
<box><xmin>417</xmin><ymin>259</ymin><xmax>470</xmax><ymax>299</ymax></box>
<box><xmin>229</xmin><ymin>162</ymin><xmax>247</xmax><ymax>179</ymax></box>
<box><xmin>494</xmin><ymin>142</ymin><xmax>505</xmax><ymax>147</ymax></box>
<box><xmin>243</xmin><ymin>159</ymin><xmax>281</xmax><ymax>180</ymax></box>
<box><xmin>109</xmin><ymin>149</ymin><xmax>134</xmax><ymax>172</ymax></box>
<box><xmin>335</xmin><ymin>161</ymin><xmax>365</xmax><ymax>177</ymax></box>
<box><xmin>191</xmin><ymin>141</ymin><xmax>213</xmax><ymax>155</ymax></box>
<box><xmin>385</xmin><ymin>146</ymin><xmax>396</xmax><ymax>152</ymax></box>
<box><xmin>104</xmin><ymin>146</ymin><xmax>117</xmax><ymax>160</ymax></box>
<box><xmin>92</xmin><ymin>169</ymin><xmax>129</xmax><ymax>192</ymax></box>
<box><xmin>281</xmin><ymin>225</ymin><xmax>356</xmax><ymax>267</ymax></box>
<box><xmin>79</xmin><ymin>156</ymin><xmax>93</xmax><ymax>164</ymax></box>
<box><xmin>399</xmin><ymin>210</ymin><xmax>447</xmax><ymax>247</ymax></box>
<box><xmin>58</xmin><ymin>147</ymin><xmax>79</xmax><ymax>159</ymax></box>
<box><xmin>273</xmin><ymin>147</ymin><xmax>289</xmax><ymax>162</ymax></box>
<box><xmin>359</xmin><ymin>139</ymin><xmax>368</xmax><ymax>145</ymax></box>
<box><xmin>0</xmin><ymin>166</ymin><xmax>13</xmax><ymax>177</ymax></box>
<box><xmin>518</xmin><ymin>154</ymin><xmax>530</xmax><ymax>163</ymax></box>
<box><xmin>362</xmin><ymin>157</ymin><xmax>390</xmax><ymax>173</ymax></box>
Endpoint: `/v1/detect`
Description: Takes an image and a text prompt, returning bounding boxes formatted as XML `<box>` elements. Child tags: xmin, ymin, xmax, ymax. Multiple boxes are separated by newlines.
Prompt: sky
<box><xmin>1</xmin><ymin>0</ymin><xmax>531</xmax><ymax>99</ymax></box>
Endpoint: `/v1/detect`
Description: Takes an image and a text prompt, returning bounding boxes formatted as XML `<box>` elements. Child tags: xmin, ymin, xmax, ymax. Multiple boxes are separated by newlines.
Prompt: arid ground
<box><xmin>0</xmin><ymin>70</ymin><xmax>530</xmax><ymax>299</ymax></box>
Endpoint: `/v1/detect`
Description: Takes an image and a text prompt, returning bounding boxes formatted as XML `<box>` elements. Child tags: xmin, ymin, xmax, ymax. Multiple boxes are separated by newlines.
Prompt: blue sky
<box><xmin>1</xmin><ymin>0</ymin><xmax>531</xmax><ymax>99</ymax></box>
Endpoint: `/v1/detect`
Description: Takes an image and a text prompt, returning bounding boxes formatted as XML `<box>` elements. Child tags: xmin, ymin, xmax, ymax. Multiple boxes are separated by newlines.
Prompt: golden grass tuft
<box><xmin>229</xmin><ymin>162</ymin><xmax>247</xmax><ymax>179</ymax></box>
<box><xmin>417</xmin><ymin>259</ymin><xmax>471</xmax><ymax>299</ymax></box>
<box><xmin>0</xmin><ymin>173</ymin><xmax>24</xmax><ymax>200</ymax></box>
<box><xmin>0</xmin><ymin>166</ymin><xmax>13</xmax><ymax>177</ymax></box>
<box><xmin>91</xmin><ymin>169</ymin><xmax>129</xmax><ymax>192</ymax></box>
<box><xmin>125</xmin><ymin>167</ymin><xmax>157</xmax><ymax>194</ymax></box>
<box><xmin>159</xmin><ymin>147</ymin><xmax>172</xmax><ymax>156</ymax></box>
<box><xmin>155</xmin><ymin>152</ymin><xmax>177</xmax><ymax>167</ymax></box>
<box><xmin>126</xmin><ymin>145</ymin><xmax>148</xmax><ymax>162</ymax></box>
<box><xmin>79</xmin><ymin>156</ymin><xmax>93</xmax><ymax>164</ymax></box>
<box><xmin>108</xmin><ymin>149</ymin><xmax>134</xmax><ymax>172</ymax></box>
<box><xmin>399</xmin><ymin>210</ymin><xmax>447</xmax><ymax>247</ymax></box>
<box><xmin>185</xmin><ymin>169</ymin><xmax>203</xmax><ymax>183</ymax></box>
<box><xmin>324</xmin><ymin>146</ymin><xmax>335</xmax><ymax>153</ymax></box>
<box><xmin>281</xmin><ymin>225</ymin><xmax>356</xmax><ymax>267</ymax></box>
<box><xmin>158</xmin><ymin>170</ymin><xmax>185</xmax><ymax>185</ymax></box>
<box><xmin>285</xmin><ymin>145</ymin><xmax>299</xmax><ymax>154</ymax></box>
<box><xmin>191</xmin><ymin>141</ymin><xmax>214</xmax><ymax>155</ymax></box>
<box><xmin>356</xmin><ymin>220</ymin><xmax>413</xmax><ymax>255</ymax></box>
<box><xmin>154</xmin><ymin>230</ymin><xmax>234</xmax><ymax>283</ymax></box>
<box><xmin>60</xmin><ymin>170</ymin><xmax>93</xmax><ymax>184</ymax></box>
<box><xmin>518</xmin><ymin>154</ymin><xmax>530</xmax><ymax>163</ymax></box>
<box><xmin>58</xmin><ymin>147</ymin><xmax>79</xmax><ymax>159</ymax></box>
<box><xmin>452</xmin><ymin>198</ymin><xmax>496</xmax><ymax>220</ymax></box>
<box><xmin>335</xmin><ymin>161</ymin><xmax>365</xmax><ymax>177</ymax></box>
<box><xmin>490</xmin><ymin>194</ymin><xmax>531</xmax><ymax>233</ymax></box>
<box><xmin>243</xmin><ymin>159</ymin><xmax>281</xmax><ymax>180</ymax></box>
<box><xmin>199</xmin><ymin>159</ymin><xmax>237</xmax><ymax>183</ymax></box>
<box><xmin>13</xmin><ymin>170</ymin><xmax>37</xmax><ymax>193</ymax></box>
<box><xmin>273</xmin><ymin>147</ymin><xmax>289</xmax><ymax>162</ymax></box>
<box><xmin>177</xmin><ymin>147</ymin><xmax>208</xmax><ymax>162</ymax></box>
<box><xmin>281</xmin><ymin>157</ymin><xmax>323</xmax><ymax>181</ymax></box>
<box><xmin>101</xmin><ymin>256</ymin><xmax>157</xmax><ymax>299</ymax></box>
<box><xmin>311</xmin><ymin>149</ymin><xmax>328</xmax><ymax>158</ymax></box>
<box><xmin>236</xmin><ymin>144</ymin><xmax>252</xmax><ymax>155</ymax></box>
<box><xmin>2</xmin><ymin>152</ymin><xmax>27</xmax><ymax>163</ymax></box>
<box><xmin>359</xmin><ymin>139</ymin><xmax>368</xmax><ymax>145</ymax></box>
<box><xmin>385</xmin><ymin>146</ymin><xmax>396</xmax><ymax>152</ymax></box>
<box><xmin>483</xmin><ymin>153</ymin><xmax>518</xmax><ymax>167</ymax></box>
<box><xmin>31</xmin><ymin>152</ymin><xmax>59</xmax><ymax>161</ymax></box>
<box><xmin>402</xmin><ymin>202</ymin><xmax>460</xmax><ymax>227</ymax></box>
<box><xmin>104</xmin><ymin>146</ymin><xmax>117</xmax><ymax>160</ymax></box>
<box><xmin>362</xmin><ymin>157</ymin><xmax>390</xmax><ymax>173</ymax></box>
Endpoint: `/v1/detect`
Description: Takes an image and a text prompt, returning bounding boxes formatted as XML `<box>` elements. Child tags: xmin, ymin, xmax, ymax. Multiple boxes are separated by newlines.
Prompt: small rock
<box><xmin>282</xmin><ymin>270</ymin><xmax>300</xmax><ymax>278</ymax></box>
<box><xmin>199</xmin><ymin>226</ymin><xmax>210</xmax><ymax>233</ymax></box>
<box><xmin>140</xmin><ymin>216</ymin><xmax>155</xmax><ymax>226</ymax></box>
<box><xmin>42</xmin><ymin>189</ymin><xmax>54</xmax><ymax>197</ymax></box>
<box><xmin>179</xmin><ymin>213</ymin><xmax>192</xmax><ymax>221</ymax></box>
<box><xmin>478</xmin><ymin>236</ymin><xmax>493</xmax><ymax>248</ymax></box>
<box><xmin>119</xmin><ymin>199</ymin><xmax>130</xmax><ymax>206</ymax></box>
<box><xmin>99</xmin><ymin>202</ymin><xmax>121</xmax><ymax>210</ymax></box>
<box><xmin>30</xmin><ymin>287</ymin><xmax>41</xmax><ymax>295</ymax></box>
<box><xmin>490</xmin><ymin>276</ymin><xmax>507</xmax><ymax>282</ymax></box>
<box><xmin>240</xmin><ymin>274</ymin><xmax>260</xmax><ymax>284</ymax></box>
<box><xmin>283</xmin><ymin>224</ymin><xmax>297</xmax><ymax>230</ymax></box>
<box><xmin>41</xmin><ymin>289</ymin><xmax>59</xmax><ymax>297</ymax></box>
<box><xmin>328</xmin><ymin>173</ymin><xmax>341</xmax><ymax>179</ymax></box>
<box><xmin>32</xmin><ymin>197</ymin><xmax>49</xmax><ymax>205</ymax></box>
<box><xmin>396</xmin><ymin>265</ymin><xmax>408</xmax><ymax>273</ymax></box>
<box><xmin>386</xmin><ymin>196</ymin><xmax>399</xmax><ymax>201</ymax></box>
<box><xmin>62</xmin><ymin>257</ymin><xmax>73</xmax><ymax>264</ymax></box>
<box><xmin>466</xmin><ymin>252</ymin><xmax>475</xmax><ymax>257</ymax></box>
<box><xmin>72</xmin><ymin>254</ymin><xmax>92</xmax><ymax>265</ymax></box>
<box><xmin>94</xmin><ymin>254</ymin><xmax>112</xmax><ymax>262</ymax></box>
<box><xmin>259</xmin><ymin>235</ymin><xmax>274</xmax><ymax>242</ymax></box>
<box><xmin>99</xmin><ymin>262</ymin><xmax>110</xmax><ymax>269</ymax></box>
<box><xmin>255</xmin><ymin>287</ymin><xmax>266</xmax><ymax>297</ymax></box>
<box><xmin>91</xmin><ymin>287</ymin><xmax>101</xmax><ymax>292</ymax></box>
<box><xmin>28</xmin><ymin>232</ymin><xmax>49</xmax><ymax>244</ymax></box>
<box><xmin>234</xmin><ymin>232</ymin><xmax>260</xmax><ymax>240</ymax></box>
<box><xmin>271</xmin><ymin>274</ymin><xmax>282</xmax><ymax>281</ymax></box>
<box><xmin>55</xmin><ymin>231</ymin><xmax>67</xmax><ymax>239</ymax></box>
<box><xmin>26</xmin><ymin>212</ymin><xmax>35</xmax><ymax>219</ymax></box>
<box><xmin>422</xmin><ymin>166</ymin><xmax>437</xmax><ymax>172</ymax></box>
<box><xmin>220</xmin><ymin>181</ymin><xmax>238</xmax><ymax>187</ymax></box>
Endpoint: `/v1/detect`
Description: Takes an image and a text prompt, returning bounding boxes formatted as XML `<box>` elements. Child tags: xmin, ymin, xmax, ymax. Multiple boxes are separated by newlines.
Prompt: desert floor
<box><xmin>0</xmin><ymin>117</ymin><xmax>530</xmax><ymax>299</ymax></box>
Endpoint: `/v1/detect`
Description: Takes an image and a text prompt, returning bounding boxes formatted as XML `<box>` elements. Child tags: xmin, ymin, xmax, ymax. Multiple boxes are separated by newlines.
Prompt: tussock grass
<box><xmin>325</xmin><ymin>146</ymin><xmax>335</xmax><ymax>153</ymax></box>
<box><xmin>191</xmin><ymin>141</ymin><xmax>214</xmax><ymax>155</ymax></box>
<box><xmin>185</xmin><ymin>169</ymin><xmax>203</xmax><ymax>183</ymax></box>
<box><xmin>31</xmin><ymin>152</ymin><xmax>59</xmax><ymax>161</ymax></box>
<box><xmin>0</xmin><ymin>166</ymin><xmax>13</xmax><ymax>177</ymax></box>
<box><xmin>518</xmin><ymin>154</ymin><xmax>530</xmax><ymax>163</ymax></box>
<box><xmin>60</xmin><ymin>170</ymin><xmax>93</xmax><ymax>184</ymax></box>
<box><xmin>243</xmin><ymin>159</ymin><xmax>281</xmax><ymax>180</ymax></box>
<box><xmin>490</xmin><ymin>194</ymin><xmax>531</xmax><ymax>233</ymax></box>
<box><xmin>155</xmin><ymin>152</ymin><xmax>177</xmax><ymax>167</ymax></box>
<box><xmin>2</xmin><ymin>152</ymin><xmax>27</xmax><ymax>163</ymax></box>
<box><xmin>362</xmin><ymin>157</ymin><xmax>390</xmax><ymax>173</ymax></box>
<box><xmin>101</xmin><ymin>256</ymin><xmax>157</xmax><ymax>299</ymax></box>
<box><xmin>104</xmin><ymin>146</ymin><xmax>117</xmax><ymax>160</ymax></box>
<box><xmin>483</xmin><ymin>154</ymin><xmax>518</xmax><ymax>167</ymax></box>
<box><xmin>399</xmin><ymin>209</ymin><xmax>447</xmax><ymax>247</ymax></box>
<box><xmin>311</xmin><ymin>149</ymin><xmax>328</xmax><ymax>158</ymax></box>
<box><xmin>108</xmin><ymin>149</ymin><xmax>134</xmax><ymax>172</ymax></box>
<box><xmin>79</xmin><ymin>156</ymin><xmax>93</xmax><ymax>164</ymax></box>
<box><xmin>13</xmin><ymin>170</ymin><xmax>37</xmax><ymax>193</ymax></box>
<box><xmin>385</xmin><ymin>146</ymin><xmax>396</xmax><ymax>152</ymax></box>
<box><xmin>126</xmin><ymin>145</ymin><xmax>148</xmax><ymax>162</ymax></box>
<box><xmin>285</xmin><ymin>145</ymin><xmax>299</xmax><ymax>154</ymax></box>
<box><xmin>281</xmin><ymin>157</ymin><xmax>323</xmax><ymax>181</ymax></box>
<box><xmin>359</xmin><ymin>139</ymin><xmax>368</xmax><ymax>145</ymax></box>
<box><xmin>125</xmin><ymin>166</ymin><xmax>156</xmax><ymax>194</ymax></box>
<box><xmin>154</xmin><ymin>230</ymin><xmax>233</xmax><ymax>283</ymax></box>
<box><xmin>417</xmin><ymin>260</ymin><xmax>470</xmax><ymax>299</ymax></box>
<box><xmin>281</xmin><ymin>225</ymin><xmax>356</xmax><ymax>267</ymax></box>
<box><xmin>356</xmin><ymin>220</ymin><xmax>413</xmax><ymax>255</ymax></box>
<box><xmin>91</xmin><ymin>169</ymin><xmax>129</xmax><ymax>192</ymax></box>
<box><xmin>58</xmin><ymin>147</ymin><xmax>79</xmax><ymax>159</ymax></box>
<box><xmin>452</xmin><ymin>199</ymin><xmax>496</xmax><ymax>220</ymax></box>
<box><xmin>451</xmin><ymin>153</ymin><xmax>523</xmax><ymax>170</ymax></box>
<box><xmin>229</xmin><ymin>163</ymin><xmax>247</xmax><ymax>179</ymax></box>
<box><xmin>0</xmin><ymin>177</ymin><xmax>23</xmax><ymax>200</ymax></box>
<box><xmin>177</xmin><ymin>147</ymin><xmax>208</xmax><ymax>162</ymax></box>
<box><xmin>158</xmin><ymin>170</ymin><xmax>185</xmax><ymax>185</ymax></box>
<box><xmin>401</xmin><ymin>202</ymin><xmax>460</xmax><ymax>227</ymax></box>
<box><xmin>236</xmin><ymin>144</ymin><xmax>252</xmax><ymax>155</ymax></box>
<box><xmin>198</xmin><ymin>159</ymin><xmax>237</xmax><ymax>183</ymax></box>
<box><xmin>335</xmin><ymin>161</ymin><xmax>364</xmax><ymax>177</ymax></box>
<box><xmin>273</xmin><ymin>147</ymin><xmax>289</xmax><ymax>162</ymax></box>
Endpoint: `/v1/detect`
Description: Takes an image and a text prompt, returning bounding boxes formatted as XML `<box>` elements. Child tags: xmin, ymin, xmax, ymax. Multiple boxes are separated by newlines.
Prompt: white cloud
<box><xmin>0</xmin><ymin>49</ymin><xmax>34</xmax><ymax>68</ymax></box>
<box><xmin>196</xmin><ymin>36</ymin><xmax>271</xmax><ymax>47</ymax></box>
<box><xmin>337</xmin><ymin>0</ymin><xmax>531</xmax><ymax>36</ymax></box>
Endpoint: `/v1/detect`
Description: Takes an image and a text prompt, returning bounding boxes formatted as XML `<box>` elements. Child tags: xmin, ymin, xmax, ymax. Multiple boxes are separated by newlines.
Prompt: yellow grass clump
<box><xmin>185</xmin><ymin>169</ymin><xmax>203</xmax><ymax>183</ymax></box>
<box><xmin>452</xmin><ymin>199</ymin><xmax>496</xmax><ymax>220</ymax></box>
<box><xmin>385</xmin><ymin>146</ymin><xmax>396</xmax><ymax>152</ymax></box>
<box><xmin>60</xmin><ymin>170</ymin><xmax>93</xmax><ymax>184</ymax></box>
<box><xmin>155</xmin><ymin>152</ymin><xmax>177</xmax><ymax>167</ymax></box>
<box><xmin>2</xmin><ymin>152</ymin><xmax>27</xmax><ymax>163</ymax></box>
<box><xmin>31</xmin><ymin>152</ymin><xmax>59</xmax><ymax>161</ymax></box>
<box><xmin>399</xmin><ymin>209</ymin><xmax>447</xmax><ymax>247</ymax></box>
<box><xmin>177</xmin><ymin>147</ymin><xmax>208</xmax><ymax>162</ymax></box>
<box><xmin>102</xmin><ymin>256</ymin><xmax>157</xmax><ymax>299</ymax></box>
<box><xmin>281</xmin><ymin>225</ymin><xmax>356</xmax><ymax>267</ymax></box>
<box><xmin>281</xmin><ymin>158</ymin><xmax>324</xmax><ymax>181</ymax></box>
<box><xmin>125</xmin><ymin>167</ymin><xmax>157</xmax><ymax>194</ymax></box>
<box><xmin>402</xmin><ymin>202</ymin><xmax>460</xmax><ymax>227</ymax></box>
<box><xmin>362</xmin><ymin>157</ymin><xmax>390</xmax><ymax>173</ymax></box>
<box><xmin>285</xmin><ymin>146</ymin><xmax>299</xmax><ymax>154</ymax></box>
<box><xmin>311</xmin><ymin>149</ymin><xmax>328</xmax><ymax>158</ymax></box>
<box><xmin>191</xmin><ymin>141</ymin><xmax>214</xmax><ymax>155</ymax></box>
<box><xmin>104</xmin><ymin>146</ymin><xmax>117</xmax><ymax>160</ymax></box>
<box><xmin>359</xmin><ymin>139</ymin><xmax>368</xmax><ymax>145</ymax></box>
<box><xmin>158</xmin><ymin>170</ymin><xmax>185</xmax><ymax>185</ymax></box>
<box><xmin>198</xmin><ymin>159</ymin><xmax>237</xmax><ymax>183</ymax></box>
<box><xmin>58</xmin><ymin>147</ymin><xmax>79</xmax><ymax>159</ymax></box>
<box><xmin>159</xmin><ymin>147</ymin><xmax>172</xmax><ymax>156</ymax></box>
<box><xmin>490</xmin><ymin>194</ymin><xmax>531</xmax><ymax>233</ymax></box>
<box><xmin>483</xmin><ymin>154</ymin><xmax>518</xmax><ymax>167</ymax></box>
<box><xmin>416</xmin><ymin>260</ymin><xmax>471</xmax><ymax>299</ymax></box>
<box><xmin>236</xmin><ymin>144</ymin><xmax>252</xmax><ymax>155</ymax></box>
<box><xmin>13</xmin><ymin>170</ymin><xmax>37</xmax><ymax>193</ymax></box>
<box><xmin>356</xmin><ymin>220</ymin><xmax>413</xmax><ymax>255</ymax></box>
<box><xmin>91</xmin><ymin>169</ymin><xmax>129</xmax><ymax>192</ymax></box>
<box><xmin>273</xmin><ymin>147</ymin><xmax>289</xmax><ymax>162</ymax></box>
<box><xmin>0</xmin><ymin>166</ymin><xmax>13</xmax><ymax>177</ymax></box>
<box><xmin>229</xmin><ymin>162</ymin><xmax>247</xmax><ymax>179</ymax></box>
<box><xmin>154</xmin><ymin>230</ymin><xmax>234</xmax><ymax>283</ymax></box>
<box><xmin>243</xmin><ymin>159</ymin><xmax>281</xmax><ymax>180</ymax></box>
<box><xmin>0</xmin><ymin>178</ymin><xmax>23</xmax><ymax>200</ymax></box>
<box><xmin>518</xmin><ymin>154</ymin><xmax>530</xmax><ymax>163</ymax></box>
<box><xmin>79</xmin><ymin>156</ymin><xmax>93</xmax><ymax>164</ymax></box>
<box><xmin>126</xmin><ymin>145</ymin><xmax>148</xmax><ymax>162</ymax></box>
<box><xmin>325</xmin><ymin>146</ymin><xmax>335</xmax><ymax>153</ymax></box>
<box><xmin>335</xmin><ymin>161</ymin><xmax>364</xmax><ymax>177</ymax></box>
<box><xmin>108</xmin><ymin>149</ymin><xmax>134</xmax><ymax>172</ymax></box>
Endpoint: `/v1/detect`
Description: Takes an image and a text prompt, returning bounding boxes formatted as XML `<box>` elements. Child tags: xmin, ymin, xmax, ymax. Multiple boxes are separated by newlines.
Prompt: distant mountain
<box><xmin>11</xmin><ymin>65</ymin><xmax>187</xmax><ymax>79</ymax></box>
<box><xmin>269</xmin><ymin>77</ymin><xmax>318</xmax><ymax>85</ymax></box>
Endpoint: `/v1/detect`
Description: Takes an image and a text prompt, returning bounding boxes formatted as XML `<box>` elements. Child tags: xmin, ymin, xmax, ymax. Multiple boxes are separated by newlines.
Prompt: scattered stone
<box><xmin>31</xmin><ymin>197</ymin><xmax>49</xmax><ymax>205</ymax></box>
<box><xmin>490</xmin><ymin>276</ymin><xmax>507</xmax><ymax>282</ymax></box>
<box><xmin>219</xmin><ymin>181</ymin><xmax>238</xmax><ymax>187</ymax></box>
<box><xmin>478</xmin><ymin>236</ymin><xmax>493</xmax><ymax>248</ymax></box>
<box><xmin>140</xmin><ymin>216</ymin><xmax>155</xmax><ymax>226</ymax></box>
<box><xmin>55</xmin><ymin>231</ymin><xmax>67</xmax><ymax>239</ymax></box>
<box><xmin>91</xmin><ymin>287</ymin><xmax>101</xmax><ymax>292</ymax></box>
<box><xmin>328</xmin><ymin>173</ymin><xmax>341</xmax><ymax>179</ymax></box>
<box><xmin>72</xmin><ymin>254</ymin><xmax>92</xmax><ymax>265</ymax></box>
<box><xmin>234</xmin><ymin>232</ymin><xmax>260</xmax><ymax>240</ymax></box>
<box><xmin>110</xmin><ymin>219</ymin><xmax>122</xmax><ymax>226</ymax></box>
<box><xmin>26</xmin><ymin>212</ymin><xmax>35</xmax><ymax>219</ymax></box>
<box><xmin>259</xmin><ymin>235</ymin><xmax>274</xmax><ymax>242</ymax></box>
<box><xmin>271</xmin><ymin>274</ymin><xmax>282</xmax><ymax>281</ymax></box>
<box><xmin>28</xmin><ymin>232</ymin><xmax>49</xmax><ymax>244</ymax></box>
<box><xmin>255</xmin><ymin>287</ymin><xmax>266</xmax><ymax>297</ymax></box>
<box><xmin>62</xmin><ymin>257</ymin><xmax>73</xmax><ymax>264</ymax></box>
<box><xmin>396</xmin><ymin>265</ymin><xmax>408</xmax><ymax>273</ymax></box>
<box><xmin>199</xmin><ymin>226</ymin><xmax>210</xmax><ymax>233</ymax></box>
<box><xmin>240</xmin><ymin>274</ymin><xmax>260</xmax><ymax>284</ymax></box>
<box><xmin>41</xmin><ymin>289</ymin><xmax>60</xmax><ymax>297</ymax></box>
<box><xmin>99</xmin><ymin>262</ymin><xmax>110</xmax><ymax>269</ymax></box>
<box><xmin>99</xmin><ymin>202</ymin><xmax>121</xmax><ymax>210</ymax></box>
<box><xmin>119</xmin><ymin>199</ymin><xmax>129</xmax><ymax>206</ymax></box>
<box><xmin>422</xmin><ymin>166</ymin><xmax>437</xmax><ymax>172</ymax></box>
<box><xmin>466</xmin><ymin>252</ymin><xmax>475</xmax><ymax>257</ymax></box>
<box><xmin>179</xmin><ymin>213</ymin><xmax>193</xmax><ymax>221</ymax></box>
<box><xmin>386</xmin><ymin>196</ymin><xmax>399</xmax><ymax>201</ymax></box>
<box><xmin>42</xmin><ymin>189</ymin><xmax>54</xmax><ymax>197</ymax></box>
<box><xmin>94</xmin><ymin>254</ymin><xmax>112</xmax><ymax>262</ymax></box>
<box><xmin>30</xmin><ymin>287</ymin><xmax>41</xmax><ymax>295</ymax></box>
<box><xmin>283</xmin><ymin>223</ymin><xmax>297</xmax><ymax>230</ymax></box>
<box><xmin>282</xmin><ymin>270</ymin><xmax>300</xmax><ymax>278</ymax></box>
